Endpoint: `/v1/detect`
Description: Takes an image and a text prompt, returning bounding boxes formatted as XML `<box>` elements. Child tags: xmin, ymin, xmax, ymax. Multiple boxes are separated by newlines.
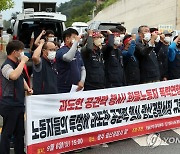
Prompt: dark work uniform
<box><xmin>33</xmin><ymin>57</ymin><xmax>58</xmax><ymax>95</ymax></box>
<box><xmin>0</xmin><ymin>58</ymin><xmax>25</xmax><ymax>154</ymax></box>
<box><xmin>135</xmin><ymin>39</ymin><xmax>161</xmax><ymax>83</ymax></box>
<box><xmin>168</xmin><ymin>42</ymin><xmax>180</xmax><ymax>80</ymax></box>
<box><xmin>103</xmin><ymin>34</ymin><xmax>125</xmax><ymax>88</ymax></box>
<box><xmin>157</xmin><ymin>44</ymin><xmax>169</xmax><ymax>80</ymax></box>
<box><xmin>56</xmin><ymin>46</ymin><xmax>84</xmax><ymax>93</ymax></box>
<box><xmin>122</xmin><ymin>40</ymin><xmax>140</xmax><ymax>85</ymax></box>
<box><xmin>81</xmin><ymin>36</ymin><xmax>105</xmax><ymax>91</ymax></box>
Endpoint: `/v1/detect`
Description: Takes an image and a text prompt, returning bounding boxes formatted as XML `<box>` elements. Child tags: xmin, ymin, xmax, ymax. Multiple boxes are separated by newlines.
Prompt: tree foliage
<box><xmin>0</xmin><ymin>0</ymin><xmax>14</xmax><ymax>11</ymax></box>
<box><xmin>57</xmin><ymin>0</ymin><xmax>117</xmax><ymax>27</ymax></box>
<box><xmin>57</xmin><ymin>0</ymin><xmax>95</xmax><ymax>27</ymax></box>
<box><xmin>96</xmin><ymin>0</ymin><xmax>118</xmax><ymax>13</ymax></box>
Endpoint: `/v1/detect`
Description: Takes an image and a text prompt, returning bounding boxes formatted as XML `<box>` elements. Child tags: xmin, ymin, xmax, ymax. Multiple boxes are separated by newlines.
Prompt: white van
<box><xmin>71</xmin><ymin>22</ymin><xmax>88</xmax><ymax>35</ymax></box>
<box><xmin>11</xmin><ymin>2</ymin><xmax>66</xmax><ymax>74</ymax></box>
<box><xmin>12</xmin><ymin>10</ymin><xmax>66</xmax><ymax>49</ymax></box>
<box><xmin>12</xmin><ymin>1</ymin><xmax>66</xmax><ymax>49</ymax></box>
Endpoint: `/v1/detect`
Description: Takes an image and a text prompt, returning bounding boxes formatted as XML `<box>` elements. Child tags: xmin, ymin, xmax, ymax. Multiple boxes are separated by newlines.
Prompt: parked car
<box><xmin>88</xmin><ymin>21</ymin><xmax>122</xmax><ymax>38</ymax></box>
<box><xmin>88</xmin><ymin>21</ymin><xmax>122</xmax><ymax>32</ymax></box>
<box><xmin>71</xmin><ymin>22</ymin><xmax>88</xmax><ymax>35</ymax></box>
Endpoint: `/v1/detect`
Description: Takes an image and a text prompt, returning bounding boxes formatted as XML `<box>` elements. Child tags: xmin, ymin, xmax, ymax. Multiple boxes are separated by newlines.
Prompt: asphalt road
<box><xmin>6</xmin><ymin>128</ymin><xmax>180</xmax><ymax>154</ymax></box>
<box><xmin>66</xmin><ymin>129</ymin><xmax>180</xmax><ymax>154</ymax></box>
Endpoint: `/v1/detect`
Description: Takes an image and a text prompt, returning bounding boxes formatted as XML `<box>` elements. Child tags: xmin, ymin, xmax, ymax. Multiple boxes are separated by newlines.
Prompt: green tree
<box><xmin>96</xmin><ymin>0</ymin><xmax>118</xmax><ymax>13</ymax></box>
<box><xmin>0</xmin><ymin>0</ymin><xmax>14</xmax><ymax>11</ymax></box>
<box><xmin>57</xmin><ymin>0</ymin><xmax>95</xmax><ymax>27</ymax></box>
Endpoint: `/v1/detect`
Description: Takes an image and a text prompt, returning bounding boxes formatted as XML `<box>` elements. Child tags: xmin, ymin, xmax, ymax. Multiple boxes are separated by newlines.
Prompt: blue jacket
<box><xmin>168</xmin><ymin>42</ymin><xmax>180</xmax><ymax>62</ymax></box>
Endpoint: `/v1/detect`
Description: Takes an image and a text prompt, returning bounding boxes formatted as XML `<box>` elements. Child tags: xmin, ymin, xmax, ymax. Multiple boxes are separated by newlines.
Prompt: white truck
<box><xmin>12</xmin><ymin>1</ymin><xmax>66</xmax><ymax>47</ymax></box>
<box><xmin>12</xmin><ymin>1</ymin><xmax>67</xmax><ymax>74</ymax></box>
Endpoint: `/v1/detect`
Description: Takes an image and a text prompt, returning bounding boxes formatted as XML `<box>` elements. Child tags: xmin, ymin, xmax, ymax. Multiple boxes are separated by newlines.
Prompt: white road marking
<box><xmin>172</xmin><ymin>128</ymin><xmax>180</xmax><ymax>135</ymax></box>
<box><xmin>133</xmin><ymin>134</ymin><xmax>169</xmax><ymax>147</ymax></box>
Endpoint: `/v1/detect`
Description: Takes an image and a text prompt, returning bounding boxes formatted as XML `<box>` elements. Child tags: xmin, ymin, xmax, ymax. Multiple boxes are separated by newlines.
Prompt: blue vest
<box><xmin>56</xmin><ymin>46</ymin><xmax>83</xmax><ymax>93</ymax></box>
<box><xmin>33</xmin><ymin>57</ymin><xmax>58</xmax><ymax>95</ymax></box>
<box><xmin>168</xmin><ymin>53</ymin><xmax>180</xmax><ymax>80</ymax></box>
<box><xmin>0</xmin><ymin>58</ymin><xmax>25</xmax><ymax>106</ymax></box>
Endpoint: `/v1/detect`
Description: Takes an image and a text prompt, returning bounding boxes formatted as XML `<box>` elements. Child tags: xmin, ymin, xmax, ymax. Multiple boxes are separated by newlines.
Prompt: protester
<box><xmin>122</xmin><ymin>34</ymin><xmax>140</xmax><ymax>85</ymax></box>
<box><xmin>32</xmin><ymin>39</ymin><xmax>58</xmax><ymax>94</ymax></box>
<box><xmin>0</xmin><ymin>40</ymin><xmax>33</xmax><ymax>154</ymax></box>
<box><xmin>56</xmin><ymin>28</ymin><xmax>86</xmax><ymax>93</ymax></box>
<box><xmin>81</xmin><ymin>30</ymin><xmax>105</xmax><ymax>90</ymax></box>
<box><xmin>156</xmin><ymin>30</ymin><xmax>171</xmax><ymax>81</ymax></box>
<box><xmin>135</xmin><ymin>25</ymin><xmax>161</xmax><ymax>83</ymax></box>
<box><xmin>168</xmin><ymin>34</ymin><xmax>180</xmax><ymax>80</ymax></box>
<box><xmin>34</xmin><ymin>30</ymin><xmax>55</xmax><ymax>47</ymax></box>
<box><xmin>103</xmin><ymin>28</ymin><xmax>126</xmax><ymax>88</ymax></box>
<box><xmin>116</xmin><ymin>25</ymin><xmax>126</xmax><ymax>42</ymax></box>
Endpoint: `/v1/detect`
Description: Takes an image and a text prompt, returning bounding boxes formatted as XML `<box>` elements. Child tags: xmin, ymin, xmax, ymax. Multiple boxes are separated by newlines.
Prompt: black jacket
<box><xmin>135</xmin><ymin>39</ymin><xmax>161</xmax><ymax>83</ymax></box>
<box><xmin>157</xmin><ymin>44</ymin><xmax>169</xmax><ymax>80</ymax></box>
<box><xmin>81</xmin><ymin>36</ymin><xmax>105</xmax><ymax>90</ymax></box>
<box><xmin>103</xmin><ymin>34</ymin><xmax>125</xmax><ymax>88</ymax></box>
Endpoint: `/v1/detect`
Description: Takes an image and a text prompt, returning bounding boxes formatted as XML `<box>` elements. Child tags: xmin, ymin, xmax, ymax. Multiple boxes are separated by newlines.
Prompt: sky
<box><xmin>1</xmin><ymin>0</ymin><xmax>70</xmax><ymax>20</ymax></box>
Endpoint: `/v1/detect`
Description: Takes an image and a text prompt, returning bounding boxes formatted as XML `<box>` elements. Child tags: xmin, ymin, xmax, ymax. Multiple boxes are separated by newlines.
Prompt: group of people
<box><xmin>30</xmin><ymin>25</ymin><xmax>180</xmax><ymax>95</ymax></box>
<box><xmin>0</xmin><ymin>23</ymin><xmax>180</xmax><ymax>153</ymax></box>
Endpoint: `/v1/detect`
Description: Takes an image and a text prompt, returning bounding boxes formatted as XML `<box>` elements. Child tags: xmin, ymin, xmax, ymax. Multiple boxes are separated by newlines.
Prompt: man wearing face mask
<box><xmin>135</xmin><ymin>25</ymin><xmax>161</xmax><ymax>83</ymax></box>
<box><xmin>122</xmin><ymin>34</ymin><xmax>140</xmax><ymax>85</ymax></box>
<box><xmin>0</xmin><ymin>40</ymin><xmax>33</xmax><ymax>154</ymax></box>
<box><xmin>56</xmin><ymin>28</ymin><xmax>86</xmax><ymax>93</ymax></box>
<box><xmin>116</xmin><ymin>25</ymin><xmax>126</xmax><ymax>49</ymax></box>
<box><xmin>168</xmin><ymin>35</ymin><xmax>180</xmax><ymax>80</ymax></box>
<box><xmin>81</xmin><ymin>30</ymin><xmax>105</xmax><ymax>90</ymax></box>
<box><xmin>102</xmin><ymin>28</ymin><xmax>126</xmax><ymax>88</ymax></box>
<box><xmin>34</xmin><ymin>30</ymin><xmax>55</xmax><ymax>48</ymax></box>
<box><xmin>32</xmin><ymin>39</ymin><xmax>58</xmax><ymax>94</ymax></box>
<box><xmin>116</xmin><ymin>25</ymin><xmax>126</xmax><ymax>41</ymax></box>
<box><xmin>156</xmin><ymin>30</ymin><xmax>172</xmax><ymax>81</ymax></box>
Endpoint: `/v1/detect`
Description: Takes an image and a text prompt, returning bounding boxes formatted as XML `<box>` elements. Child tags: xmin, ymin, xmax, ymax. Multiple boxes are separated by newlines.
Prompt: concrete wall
<box><xmin>177</xmin><ymin>0</ymin><xmax>180</xmax><ymax>29</ymax></box>
<box><xmin>92</xmin><ymin>0</ymin><xmax>178</xmax><ymax>32</ymax></box>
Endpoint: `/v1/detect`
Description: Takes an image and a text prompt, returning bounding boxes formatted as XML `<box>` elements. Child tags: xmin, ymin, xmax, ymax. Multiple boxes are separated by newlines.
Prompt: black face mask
<box><xmin>177</xmin><ymin>44</ymin><xmax>180</xmax><ymax>48</ymax></box>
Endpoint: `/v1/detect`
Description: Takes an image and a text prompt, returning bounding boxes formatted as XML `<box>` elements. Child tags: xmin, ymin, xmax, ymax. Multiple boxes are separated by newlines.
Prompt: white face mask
<box><xmin>144</xmin><ymin>33</ymin><xmax>151</xmax><ymax>42</ymax></box>
<box><xmin>164</xmin><ymin>37</ymin><xmax>171</xmax><ymax>44</ymax></box>
<box><xmin>120</xmin><ymin>34</ymin><xmax>125</xmax><ymax>41</ymax></box>
<box><xmin>94</xmin><ymin>38</ymin><xmax>102</xmax><ymax>47</ymax></box>
<box><xmin>18</xmin><ymin>52</ymin><xmax>24</xmax><ymax>61</ymax></box>
<box><xmin>47</xmin><ymin>51</ymin><xmax>56</xmax><ymax>61</ymax></box>
<box><xmin>48</xmin><ymin>37</ymin><xmax>55</xmax><ymax>42</ymax></box>
<box><xmin>155</xmin><ymin>35</ymin><xmax>160</xmax><ymax>43</ymax></box>
<box><xmin>114</xmin><ymin>37</ymin><xmax>121</xmax><ymax>46</ymax></box>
